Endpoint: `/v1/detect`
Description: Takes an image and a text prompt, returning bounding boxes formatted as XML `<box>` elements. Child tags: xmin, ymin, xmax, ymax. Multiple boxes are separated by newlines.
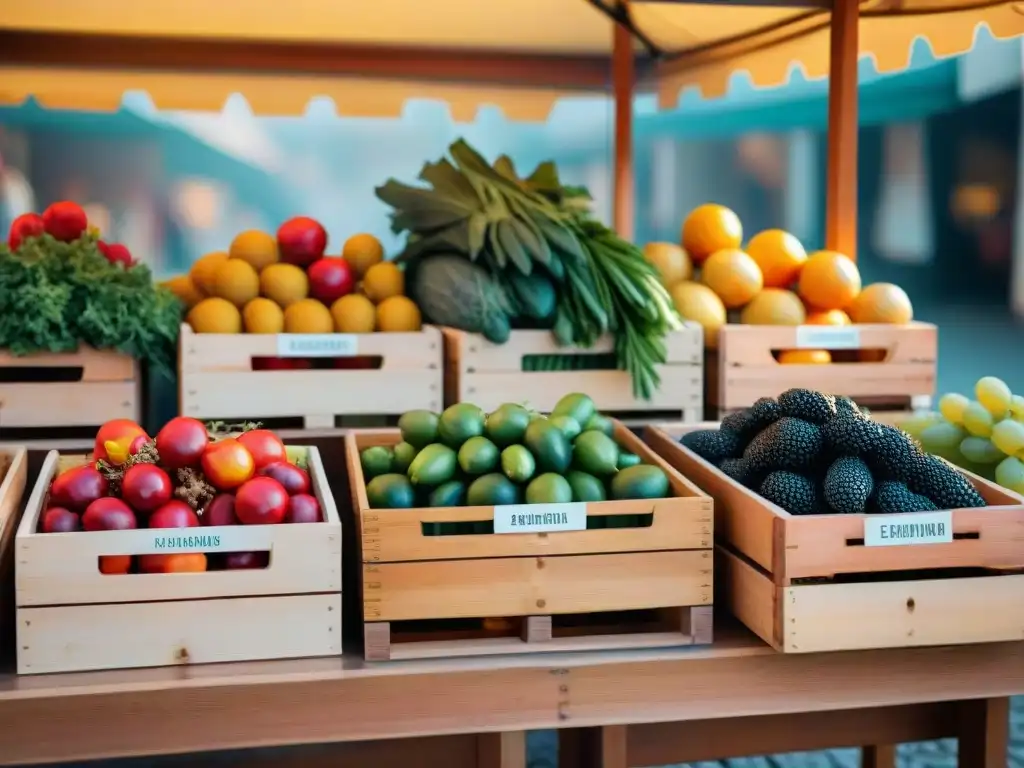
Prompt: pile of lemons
<box><xmin>643</xmin><ymin>204</ymin><xmax>915</xmax><ymax>362</ymax></box>
<box><xmin>164</xmin><ymin>233</ymin><xmax>422</xmax><ymax>335</ymax></box>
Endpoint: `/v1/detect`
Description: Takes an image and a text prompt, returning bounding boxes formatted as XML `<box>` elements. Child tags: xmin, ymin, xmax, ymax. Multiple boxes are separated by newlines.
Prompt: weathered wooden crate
<box><xmin>179</xmin><ymin>323</ymin><xmax>443</xmax><ymax>429</ymax></box>
<box><xmin>0</xmin><ymin>447</ymin><xmax>28</xmax><ymax>642</ymax></box>
<box><xmin>0</xmin><ymin>348</ymin><xmax>141</xmax><ymax>436</ymax></box>
<box><xmin>706</xmin><ymin>322</ymin><xmax>937</xmax><ymax>416</ymax></box>
<box><xmin>15</xmin><ymin>446</ymin><xmax>342</xmax><ymax>674</ymax></box>
<box><xmin>443</xmin><ymin>325</ymin><xmax>703</xmax><ymax>422</ymax></box>
<box><xmin>646</xmin><ymin>423</ymin><xmax>1024</xmax><ymax>653</ymax></box>
<box><xmin>345</xmin><ymin>421</ymin><xmax>713</xmax><ymax>660</ymax></box>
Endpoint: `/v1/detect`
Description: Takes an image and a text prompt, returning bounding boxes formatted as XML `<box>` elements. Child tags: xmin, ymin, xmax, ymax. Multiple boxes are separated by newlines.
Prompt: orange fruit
<box><xmin>229</xmin><ymin>230</ymin><xmax>279</xmax><ymax>272</ymax></box>
<box><xmin>284</xmin><ymin>298</ymin><xmax>334</xmax><ymax>334</ymax></box>
<box><xmin>243</xmin><ymin>297</ymin><xmax>285</xmax><ymax>334</ymax></box>
<box><xmin>260</xmin><ymin>263</ymin><xmax>309</xmax><ymax>308</ymax></box>
<box><xmin>99</xmin><ymin>555</ymin><xmax>132</xmax><ymax>575</ymax></box>
<box><xmin>162</xmin><ymin>275</ymin><xmax>204</xmax><ymax>310</ymax></box>
<box><xmin>189</xmin><ymin>251</ymin><xmax>228</xmax><ymax>295</ymax></box>
<box><xmin>848</xmin><ymin>282</ymin><xmax>914</xmax><ymax>324</ymax></box>
<box><xmin>187</xmin><ymin>297</ymin><xmax>242</xmax><ymax>334</ymax></box>
<box><xmin>739</xmin><ymin>289</ymin><xmax>806</xmax><ymax>326</ymax></box>
<box><xmin>140</xmin><ymin>553</ymin><xmax>208</xmax><ymax>573</ymax></box>
<box><xmin>779</xmin><ymin>350</ymin><xmax>832</xmax><ymax>364</ymax></box>
<box><xmin>363</xmin><ymin>262</ymin><xmax>405</xmax><ymax>303</ymax></box>
<box><xmin>376</xmin><ymin>296</ymin><xmax>422</xmax><ymax>332</ymax></box>
<box><xmin>331</xmin><ymin>294</ymin><xmax>376</xmax><ymax>333</ymax></box>
<box><xmin>342</xmin><ymin>233</ymin><xmax>385</xmax><ymax>276</ymax></box>
<box><xmin>745</xmin><ymin>229</ymin><xmax>807</xmax><ymax>288</ymax></box>
<box><xmin>643</xmin><ymin>242</ymin><xmax>692</xmax><ymax>288</ymax></box>
<box><xmin>700</xmin><ymin>249</ymin><xmax>763</xmax><ymax>309</ymax></box>
<box><xmin>681</xmin><ymin>204</ymin><xmax>743</xmax><ymax>265</ymax></box>
<box><xmin>212</xmin><ymin>258</ymin><xmax>260</xmax><ymax>307</ymax></box>
<box><xmin>669</xmin><ymin>281</ymin><xmax>726</xmax><ymax>349</ymax></box>
<box><xmin>805</xmin><ymin>309</ymin><xmax>851</xmax><ymax>326</ymax></box>
<box><xmin>797</xmin><ymin>250</ymin><xmax>861</xmax><ymax>311</ymax></box>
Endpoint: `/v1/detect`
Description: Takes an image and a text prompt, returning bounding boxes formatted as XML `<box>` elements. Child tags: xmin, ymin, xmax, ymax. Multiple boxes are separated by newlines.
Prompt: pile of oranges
<box><xmin>643</xmin><ymin>204</ymin><xmax>914</xmax><ymax>363</ymax></box>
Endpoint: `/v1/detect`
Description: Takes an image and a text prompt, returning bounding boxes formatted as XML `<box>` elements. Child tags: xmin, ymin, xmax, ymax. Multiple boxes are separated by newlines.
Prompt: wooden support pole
<box><xmin>824</xmin><ymin>0</ymin><xmax>859</xmax><ymax>258</ymax></box>
<box><xmin>957</xmin><ymin>697</ymin><xmax>1010</xmax><ymax>768</ymax></box>
<box><xmin>862</xmin><ymin>744</ymin><xmax>897</xmax><ymax>768</ymax></box>
<box><xmin>612</xmin><ymin>9</ymin><xmax>635</xmax><ymax>241</ymax></box>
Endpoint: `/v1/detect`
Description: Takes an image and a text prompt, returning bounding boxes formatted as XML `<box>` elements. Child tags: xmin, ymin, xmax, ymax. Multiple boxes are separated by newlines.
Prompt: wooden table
<box><xmin>0</xmin><ymin>627</ymin><xmax>1019</xmax><ymax>767</ymax></box>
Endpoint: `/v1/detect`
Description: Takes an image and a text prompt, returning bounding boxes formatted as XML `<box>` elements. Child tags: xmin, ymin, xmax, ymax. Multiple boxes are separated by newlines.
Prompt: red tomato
<box><xmin>202</xmin><ymin>494</ymin><xmax>239</xmax><ymax>526</ymax></box>
<box><xmin>258</xmin><ymin>461</ymin><xmax>311</xmax><ymax>496</ymax></box>
<box><xmin>41</xmin><ymin>507</ymin><xmax>81</xmax><ymax>533</ymax></box>
<box><xmin>93</xmin><ymin>419</ymin><xmax>149</xmax><ymax>466</ymax></box>
<box><xmin>149</xmin><ymin>500</ymin><xmax>200</xmax><ymax>528</ymax></box>
<box><xmin>285</xmin><ymin>493</ymin><xmax>322</xmax><ymax>523</ymax></box>
<box><xmin>50</xmin><ymin>466</ymin><xmax>108</xmax><ymax>513</ymax></box>
<box><xmin>8</xmin><ymin>212</ymin><xmax>45</xmax><ymax>250</ymax></box>
<box><xmin>98</xmin><ymin>241</ymin><xmax>134</xmax><ymax>268</ymax></box>
<box><xmin>237</xmin><ymin>429</ymin><xmax>287</xmax><ymax>470</ymax></box>
<box><xmin>156</xmin><ymin>416</ymin><xmax>210</xmax><ymax>469</ymax></box>
<box><xmin>224</xmin><ymin>551</ymin><xmax>270</xmax><ymax>569</ymax></box>
<box><xmin>82</xmin><ymin>497</ymin><xmax>138</xmax><ymax>531</ymax></box>
<box><xmin>201</xmin><ymin>439</ymin><xmax>256</xmax><ymax>490</ymax></box>
<box><xmin>140</xmin><ymin>553</ymin><xmax>207</xmax><ymax>573</ymax></box>
<box><xmin>121</xmin><ymin>464</ymin><xmax>173</xmax><ymax>513</ymax></box>
<box><xmin>99</xmin><ymin>555</ymin><xmax>132</xmax><ymax>575</ymax></box>
<box><xmin>235</xmin><ymin>477</ymin><xmax>288</xmax><ymax>525</ymax></box>
<box><xmin>42</xmin><ymin>201</ymin><xmax>88</xmax><ymax>243</ymax></box>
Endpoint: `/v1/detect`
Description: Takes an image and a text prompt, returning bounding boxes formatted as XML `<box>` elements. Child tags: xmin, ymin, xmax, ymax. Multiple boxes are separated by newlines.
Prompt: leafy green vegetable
<box><xmin>0</xmin><ymin>233</ymin><xmax>182</xmax><ymax>376</ymax></box>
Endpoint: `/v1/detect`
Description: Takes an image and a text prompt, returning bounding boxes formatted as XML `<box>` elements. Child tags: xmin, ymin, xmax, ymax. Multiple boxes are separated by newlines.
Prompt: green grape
<box><xmin>995</xmin><ymin>455</ymin><xmax>1024</xmax><ymax>491</ymax></box>
<box><xmin>962</xmin><ymin>401</ymin><xmax>995</xmax><ymax>437</ymax></box>
<box><xmin>918</xmin><ymin>421</ymin><xmax>966</xmax><ymax>459</ymax></box>
<box><xmin>938</xmin><ymin>393</ymin><xmax>970</xmax><ymax>425</ymax></box>
<box><xmin>958</xmin><ymin>436</ymin><xmax>1003</xmax><ymax>464</ymax></box>
<box><xmin>975</xmin><ymin>376</ymin><xmax>1012</xmax><ymax>417</ymax></box>
<box><xmin>1010</xmin><ymin>394</ymin><xmax>1024</xmax><ymax>421</ymax></box>
<box><xmin>897</xmin><ymin>411</ymin><xmax>943</xmax><ymax>440</ymax></box>
<box><xmin>991</xmin><ymin>419</ymin><xmax>1024</xmax><ymax>456</ymax></box>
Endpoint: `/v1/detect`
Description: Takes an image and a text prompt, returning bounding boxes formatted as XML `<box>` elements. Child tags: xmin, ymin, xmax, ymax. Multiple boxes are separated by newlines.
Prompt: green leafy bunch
<box><xmin>375</xmin><ymin>139</ymin><xmax>681</xmax><ymax>399</ymax></box>
<box><xmin>0</xmin><ymin>233</ymin><xmax>183</xmax><ymax>376</ymax></box>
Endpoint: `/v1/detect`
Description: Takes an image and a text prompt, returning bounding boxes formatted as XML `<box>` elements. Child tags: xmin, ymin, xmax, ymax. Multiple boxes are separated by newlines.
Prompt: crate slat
<box><xmin>179</xmin><ymin>323</ymin><xmax>443</xmax><ymax>428</ymax></box>
<box><xmin>647</xmin><ymin>422</ymin><xmax>1024</xmax><ymax>653</ymax></box>
<box><xmin>443</xmin><ymin>325</ymin><xmax>704</xmax><ymax>420</ymax></box>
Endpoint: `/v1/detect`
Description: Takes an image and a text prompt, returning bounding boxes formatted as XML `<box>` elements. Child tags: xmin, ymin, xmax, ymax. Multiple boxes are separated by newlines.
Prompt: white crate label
<box><xmin>276</xmin><ymin>333</ymin><xmax>358</xmax><ymax>358</ymax></box>
<box><xmin>493</xmin><ymin>502</ymin><xmax>587</xmax><ymax>534</ymax></box>
<box><xmin>98</xmin><ymin>526</ymin><xmax>277</xmax><ymax>556</ymax></box>
<box><xmin>863</xmin><ymin>510</ymin><xmax>953</xmax><ymax>547</ymax></box>
<box><xmin>795</xmin><ymin>325</ymin><xmax>862</xmax><ymax>350</ymax></box>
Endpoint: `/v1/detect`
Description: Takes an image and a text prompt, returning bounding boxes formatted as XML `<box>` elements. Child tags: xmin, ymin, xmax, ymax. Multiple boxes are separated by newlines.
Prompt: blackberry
<box><xmin>778</xmin><ymin>389</ymin><xmax>838</xmax><ymax>425</ymax></box>
<box><xmin>680</xmin><ymin>429</ymin><xmax>741</xmax><ymax>463</ymax></box>
<box><xmin>743</xmin><ymin>417</ymin><xmax>823</xmax><ymax>472</ymax></box>
<box><xmin>870</xmin><ymin>481</ymin><xmax>939</xmax><ymax>515</ymax></box>
<box><xmin>823</xmin><ymin>456</ymin><xmax>874</xmax><ymax>514</ymax></box>
<box><xmin>865</xmin><ymin>424</ymin><xmax>923</xmax><ymax>481</ymax></box>
<box><xmin>821</xmin><ymin>412</ymin><xmax>883</xmax><ymax>457</ymax></box>
<box><xmin>718</xmin><ymin>457</ymin><xmax>758</xmax><ymax>488</ymax></box>
<box><xmin>907</xmin><ymin>454</ymin><xmax>986</xmax><ymax>509</ymax></box>
<box><xmin>720</xmin><ymin>409</ymin><xmax>759</xmax><ymax>439</ymax></box>
<box><xmin>749</xmin><ymin>397</ymin><xmax>782</xmax><ymax>430</ymax></box>
<box><xmin>760</xmin><ymin>471</ymin><xmax>818</xmax><ymax>515</ymax></box>
<box><xmin>834</xmin><ymin>396</ymin><xmax>861</xmax><ymax>415</ymax></box>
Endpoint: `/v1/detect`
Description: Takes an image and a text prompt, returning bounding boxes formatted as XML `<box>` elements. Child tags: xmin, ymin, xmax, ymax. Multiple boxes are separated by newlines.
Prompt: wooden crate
<box><xmin>0</xmin><ymin>348</ymin><xmax>141</xmax><ymax>435</ymax></box>
<box><xmin>707</xmin><ymin>322</ymin><xmax>937</xmax><ymax>416</ymax></box>
<box><xmin>345</xmin><ymin>421</ymin><xmax>714</xmax><ymax>660</ymax></box>
<box><xmin>443</xmin><ymin>325</ymin><xmax>703</xmax><ymax>422</ymax></box>
<box><xmin>15</xmin><ymin>446</ymin><xmax>342</xmax><ymax>674</ymax></box>
<box><xmin>0</xmin><ymin>447</ymin><xmax>28</xmax><ymax>642</ymax></box>
<box><xmin>646</xmin><ymin>423</ymin><xmax>1024</xmax><ymax>653</ymax></box>
<box><xmin>179</xmin><ymin>323</ymin><xmax>443</xmax><ymax>429</ymax></box>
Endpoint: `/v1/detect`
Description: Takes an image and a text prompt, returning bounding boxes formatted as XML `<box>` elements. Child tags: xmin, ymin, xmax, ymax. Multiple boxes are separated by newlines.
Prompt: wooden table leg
<box><xmin>477</xmin><ymin>731</ymin><xmax>527</xmax><ymax>768</ymax></box>
<box><xmin>957</xmin><ymin>697</ymin><xmax>1010</xmax><ymax>768</ymax></box>
<box><xmin>559</xmin><ymin>726</ymin><xmax>627</xmax><ymax>768</ymax></box>
<box><xmin>862</xmin><ymin>744</ymin><xmax>896</xmax><ymax>768</ymax></box>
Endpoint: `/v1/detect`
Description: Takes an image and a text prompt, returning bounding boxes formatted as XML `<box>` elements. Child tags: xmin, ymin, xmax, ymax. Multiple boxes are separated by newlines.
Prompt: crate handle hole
<box><xmin>0</xmin><ymin>365</ymin><xmax>85</xmax><ymax>383</ymax></box>
<box><xmin>419</xmin><ymin>513</ymin><xmax>654</xmax><ymax>537</ymax></box>
<box><xmin>770</xmin><ymin>348</ymin><xmax>890</xmax><ymax>364</ymax></box>
<box><xmin>251</xmin><ymin>355</ymin><xmax>382</xmax><ymax>371</ymax></box>
<box><xmin>520</xmin><ymin>353</ymin><xmax>617</xmax><ymax>372</ymax></box>
<box><xmin>844</xmin><ymin>531</ymin><xmax>980</xmax><ymax>547</ymax></box>
<box><xmin>97</xmin><ymin>550</ymin><xmax>271</xmax><ymax>574</ymax></box>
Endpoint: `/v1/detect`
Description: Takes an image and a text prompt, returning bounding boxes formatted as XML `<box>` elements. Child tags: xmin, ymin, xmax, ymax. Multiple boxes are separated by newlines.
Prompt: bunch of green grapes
<box><xmin>899</xmin><ymin>376</ymin><xmax>1024</xmax><ymax>493</ymax></box>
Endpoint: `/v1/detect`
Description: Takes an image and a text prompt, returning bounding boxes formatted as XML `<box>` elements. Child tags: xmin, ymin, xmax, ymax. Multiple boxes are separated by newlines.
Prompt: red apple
<box><xmin>93</xmin><ymin>419</ymin><xmax>150</xmax><ymax>466</ymax></box>
<box><xmin>149</xmin><ymin>500</ymin><xmax>200</xmax><ymax>528</ymax></box>
<box><xmin>156</xmin><ymin>416</ymin><xmax>210</xmax><ymax>469</ymax></box>
<box><xmin>8</xmin><ymin>212</ymin><xmax>45</xmax><ymax>250</ymax></box>
<box><xmin>237</xmin><ymin>429</ymin><xmax>287</xmax><ymax>470</ymax></box>
<box><xmin>42</xmin><ymin>201</ymin><xmax>88</xmax><ymax>243</ymax></box>
<box><xmin>224</xmin><ymin>551</ymin><xmax>270</xmax><ymax>570</ymax></box>
<box><xmin>234</xmin><ymin>477</ymin><xmax>288</xmax><ymax>525</ymax></box>
<box><xmin>333</xmin><ymin>357</ymin><xmax>376</xmax><ymax>370</ymax></box>
<box><xmin>202</xmin><ymin>494</ymin><xmax>239</xmax><ymax>526</ymax></box>
<box><xmin>121</xmin><ymin>463</ymin><xmax>172</xmax><ymax>513</ymax></box>
<box><xmin>277</xmin><ymin>216</ymin><xmax>326</xmax><ymax>268</ymax></box>
<box><xmin>50</xmin><ymin>466</ymin><xmax>109</xmax><ymax>513</ymax></box>
<box><xmin>41</xmin><ymin>507</ymin><xmax>81</xmax><ymax>533</ymax></box>
<box><xmin>285</xmin><ymin>493</ymin><xmax>322</xmax><ymax>524</ymax></box>
<box><xmin>202</xmin><ymin>438</ymin><xmax>255</xmax><ymax>490</ymax></box>
<box><xmin>98</xmin><ymin>241</ymin><xmax>134</xmax><ymax>268</ymax></box>
<box><xmin>307</xmin><ymin>257</ymin><xmax>355</xmax><ymax>304</ymax></box>
<box><xmin>252</xmin><ymin>357</ymin><xmax>313</xmax><ymax>371</ymax></box>
<box><xmin>82</xmin><ymin>497</ymin><xmax>137</xmax><ymax>531</ymax></box>
<box><xmin>258</xmin><ymin>461</ymin><xmax>311</xmax><ymax>496</ymax></box>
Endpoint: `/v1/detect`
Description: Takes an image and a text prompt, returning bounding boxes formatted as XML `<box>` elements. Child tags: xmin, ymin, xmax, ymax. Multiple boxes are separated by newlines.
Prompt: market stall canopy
<box><xmin>0</xmin><ymin>0</ymin><xmax>1022</xmax><ymax>119</ymax></box>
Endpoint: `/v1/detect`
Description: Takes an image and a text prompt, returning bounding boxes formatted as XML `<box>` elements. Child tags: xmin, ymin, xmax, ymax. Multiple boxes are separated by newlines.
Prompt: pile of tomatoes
<box><xmin>41</xmin><ymin>417</ymin><xmax>323</xmax><ymax>575</ymax></box>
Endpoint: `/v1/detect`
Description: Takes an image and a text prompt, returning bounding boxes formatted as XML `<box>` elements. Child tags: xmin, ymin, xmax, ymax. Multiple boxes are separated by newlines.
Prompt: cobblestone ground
<box><xmin>526</xmin><ymin>696</ymin><xmax>1023</xmax><ymax>768</ymax></box>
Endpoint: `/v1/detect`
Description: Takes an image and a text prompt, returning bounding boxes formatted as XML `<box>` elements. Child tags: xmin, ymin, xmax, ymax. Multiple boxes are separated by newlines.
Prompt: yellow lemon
<box><xmin>669</xmin><ymin>281</ymin><xmax>726</xmax><ymax>349</ymax></box>
<box><xmin>643</xmin><ymin>242</ymin><xmax>692</xmax><ymax>288</ymax></box>
<box><xmin>739</xmin><ymin>289</ymin><xmax>807</xmax><ymax>326</ymax></box>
